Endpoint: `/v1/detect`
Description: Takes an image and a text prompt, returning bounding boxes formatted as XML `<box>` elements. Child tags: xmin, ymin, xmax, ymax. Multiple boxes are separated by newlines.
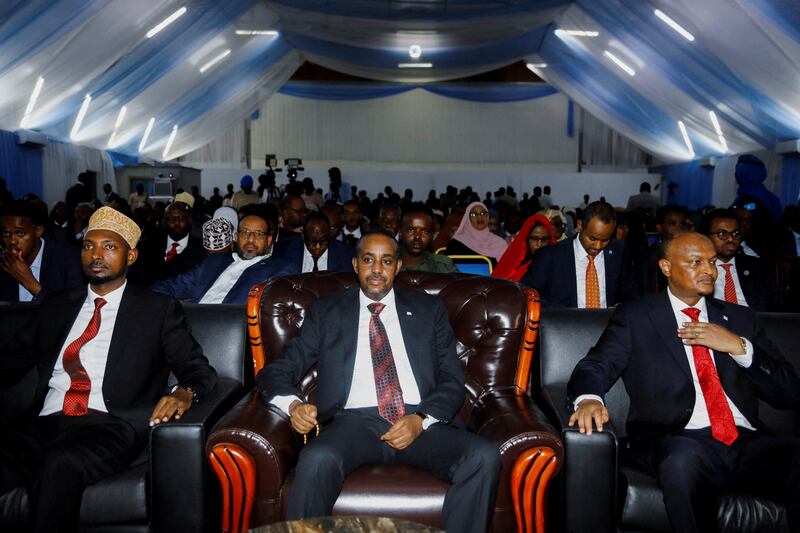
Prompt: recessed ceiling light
<box><xmin>398</xmin><ymin>63</ymin><xmax>433</xmax><ymax>68</ymax></box>
<box><xmin>199</xmin><ymin>49</ymin><xmax>232</xmax><ymax>73</ymax></box>
<box><xmin>408</xmin><ymin>45</ymin><xmax>422</xmax><ymax>59</ymax></box>
<box><xmin>603</xmin><ymin>50</ymin><xmax>636</xmax><ymax>76</ymax></box>
<box><xmin>654</xmin><ymin>9</ymin><xmax>695</xmax><ymax>42</ymax></box>
<box><xmin>235</xmin><ymin>30</ymin><xmax>278</xmax><ymax>36</ymax></box>
<box><xmin>147</xmin><ymin>7</ymin><xmax>187</xmax><ymax>39</ymax></box>
<box><xmin>678</xmin><ymin>120</ymin><xmax>695</xmax><ymax>158</ymax></box>
<box><xmin>70</xmin><ymin>93</ymin><xmax>92</xmax><ymax>140</ymax></box>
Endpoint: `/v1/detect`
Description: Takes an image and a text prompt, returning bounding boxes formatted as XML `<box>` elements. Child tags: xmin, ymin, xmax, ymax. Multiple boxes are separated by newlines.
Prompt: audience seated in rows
<box><xmin>444</xmin><ymin>202</ymin><xmax>508</xmax><ymax>263</ymax></box>
<box><xmin>398</xmin><ymin>208</ymin><xmax>458</xmax><ymax>273</ymax></box>
<box><xmin>492</xmin><ymin>213</ymin><xmax>556</xmax><ymax>282</ymax></box>
<box><xmin>272</xmin><ymin>212</ymin><xmax>355</xmax><ymax>273</ymax></box>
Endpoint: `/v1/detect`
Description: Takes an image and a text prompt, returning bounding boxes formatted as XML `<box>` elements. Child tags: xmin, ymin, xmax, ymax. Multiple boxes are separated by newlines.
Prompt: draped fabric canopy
<box><xmin>1</xmin><ymin>0</ymin><xmax>799</xmax><ymax>164</ymax></box>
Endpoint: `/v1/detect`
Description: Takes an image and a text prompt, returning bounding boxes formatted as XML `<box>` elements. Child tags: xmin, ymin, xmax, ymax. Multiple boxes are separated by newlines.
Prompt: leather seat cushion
<box><xmin>620</xmin><ymin>466</ymin><xmax>788</xmax><ymax>533</ymax></box>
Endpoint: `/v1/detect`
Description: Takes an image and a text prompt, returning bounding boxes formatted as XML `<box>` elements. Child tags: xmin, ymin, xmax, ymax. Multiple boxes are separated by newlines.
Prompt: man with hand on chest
<box><xmin>257</xmin><ymin>230</ymin><xmax>501</xmax><ymax>533</ymax></box>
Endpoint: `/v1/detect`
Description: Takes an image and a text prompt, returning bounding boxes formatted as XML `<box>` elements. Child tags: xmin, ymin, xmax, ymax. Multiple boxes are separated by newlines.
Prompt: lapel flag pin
<box><xmin>406</xmin><ymin>311</ymin><xmax>412</xmax><ymax>316</ymax></box>
<box><xmin>722</xmin><ymin>315</ymin><xmax>728</xmax><ymax>321</ymax></box>
<box><xmin>743</xmin><ymin>270</ymin><xmax>750</xmax><ymax>276</ymax></box>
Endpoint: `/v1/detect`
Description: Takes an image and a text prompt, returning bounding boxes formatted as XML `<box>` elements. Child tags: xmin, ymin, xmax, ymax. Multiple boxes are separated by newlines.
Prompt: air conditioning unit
<box><xmin>699</xmin><ymin>157</ymin><xmax>716</xmax><ymax>168</ymax></box>
<box><xmin>775</xmin><ymin>139</ymin><xmax>800</xmax><ymax>154</ymax></box>
<box><xmin>15</xmin><ymin>129</ymin><xmax>48</xmax><ymax>147</ymax></box>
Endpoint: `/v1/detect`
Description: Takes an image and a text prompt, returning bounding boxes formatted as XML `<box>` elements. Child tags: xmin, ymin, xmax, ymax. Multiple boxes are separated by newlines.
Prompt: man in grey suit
<box><xmin>257</xmin><ymin>230</ymin><xmax>501</xmax><ymax>533</ymax></box>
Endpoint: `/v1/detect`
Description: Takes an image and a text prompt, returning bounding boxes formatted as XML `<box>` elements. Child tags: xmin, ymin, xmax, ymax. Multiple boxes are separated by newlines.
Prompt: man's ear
<box><xmin>352</xmin><ymin>256</ymin><xmax>358</xmax><ymax>274</ymax></box>
<box><xmin>658</xmin><ymin>258</ymin><xmax>671</xmax><ymax>278</ymax></box>
<box><xmin>128</xmin><ymin>248</ymin><xmax>139</xmax><ymax>266</ymax></box>
<box><xmin>576</xmin><ymin>219</ymin><xmax>583</xmax><ymax>234</ymax></box>
<box><xmin>395</xmin><ymin>257</ymin><xmax>403</xmax><ymax>274</ymax></box>
<box><xmin>34</xmin><ymin>224</ymin><xmax>45</xmax><ymax>239</ymax></box>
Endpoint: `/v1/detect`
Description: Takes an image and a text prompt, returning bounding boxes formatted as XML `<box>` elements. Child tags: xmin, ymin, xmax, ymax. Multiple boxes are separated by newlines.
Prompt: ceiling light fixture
<box><xmin>555</xmin><ymin>29</ymin><xmax>599</xmax><ymax>38</ymax></box>
<box><xmin>20</xmin><ymin>76</ymin><xmax>45</xmax><ymax>128</ymax></box>
<box><xmin>526</xmin><ymin>62</ymin><xmax>548</xmax><ymax>69</ymax></box>
<box><xmin>654</xmin><ymin>9</ymin><xmax>695</xmax><ymax>42</ymax></box>
<box><xmin>199</xmin><ymin>49</ymin><xmax>232</xmax><ymax>73</ymax></box>
<box><xmin>163</xmin><ymin>124</ymin><xmax>178</xmax><ymax>160</ymax></box>
<box><xmin>603</xmin><ymin>50</ymin><xmax>636</xmax><ymax>76</ymax></box>
<box><xmin>234</xmin><ymin>30</ymin><xmax>278</xmax><ymax>36</ymax></box>
<box><xmin>398</xmin><ymin>62</ymin><xmax>433</xmax><ymax>68</ymax></box>
<box><xmin>408</xmin><ymin>45</ymin><xmax>422</xmax><ymax>59</ymax></box>
<box><xmin>147</xmin><ymin>7</ymin><xmax>187</xmax><ymax>38</ymax></box>
<box><xmin>708</xmin><ymin>110</ymin><xmax>728</xmax><ymax>152</ymax></box>
<box><xmin>139</xmin><ymin>117</ymin><xmax>155</xmax><ymax>152</ymax></box>
<box><xmin>107</xmin><ymin>105</ymin><xmax>127</xmax><ymax>148</ymax></box>
<box><xmin>70</xmin><ymin>93</ymin><xmax>92</xmax><ymax>140</ymax></box>
<box><xmin>678</xmin><ymin>120</ymin><xmax>695</xmax><ymax>158</ymax></box>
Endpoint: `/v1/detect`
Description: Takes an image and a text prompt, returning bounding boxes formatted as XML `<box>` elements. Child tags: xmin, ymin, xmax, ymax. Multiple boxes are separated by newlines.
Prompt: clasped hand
<box><xmin>677</xmin><ymin>322</ymin><xmax>746</xmax><ymax>355</ymax></box>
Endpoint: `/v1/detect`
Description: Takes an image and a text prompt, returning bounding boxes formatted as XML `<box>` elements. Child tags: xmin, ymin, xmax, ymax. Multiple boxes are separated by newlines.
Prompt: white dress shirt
<box><xmin>199</xmin><ymin>253</ymin><xmax>263</xmax><ymax>304</ymax></box>
<box><xmin>573</xmin><ymin>237</ymin><xmax>607</xmax><ymax>308</ymax></box>
<box><xmin>19</xmin><ymin>238</ymin><xmax>44</xmax><ymax>302</ymax></box>
<box><xmin>714</xmin><ymin>258</ymin><xmax>749</xmax><ymax>307</ymax></box>
<box><xmin>342</xmin><ymin>227</ymin><xmax>362</xmax><ymax>240</ymax></box>
<box><xmin>40</xmin><ymin>281</ymin><xmax>127</xmax><ymax>415</ymax></box>
<box><xmin>272</xmin><ymin>288</ymin><xmax>437</xmax><ymax>429</ymax></box>
<box><xmin>165</xmin><ymin>234</ymin><xmax>189</xmax><ymax>257</ymax></box>
<box><xmin>793</xmin><ymin>231</ymin><xmax>800</xmax><ymax>256</ymax></box>
<box><xmin>574</xmin><ymin>288</ymin><xmax>755</xmax><ymax>432</ymax></box>
<box><xmin>740</xmin><ymin>241</ymin><xmax>759</xmax><ymax>257</ymax></box>
<box><xmin>301</xmin><ymin>246</ymin><xmax>328</xmax><ymax>273</ymax></box>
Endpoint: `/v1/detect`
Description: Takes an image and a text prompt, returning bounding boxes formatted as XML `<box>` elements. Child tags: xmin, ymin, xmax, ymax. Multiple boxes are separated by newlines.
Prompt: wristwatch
<box><xmin>414</xmin><ymin>411</ymin><xmax>428</xmax><ymax>421</ymax></box>
<box><xmin>170</xmin><ymin>384</ymin><xmax>198</xmax><ymax>404</ymax></box>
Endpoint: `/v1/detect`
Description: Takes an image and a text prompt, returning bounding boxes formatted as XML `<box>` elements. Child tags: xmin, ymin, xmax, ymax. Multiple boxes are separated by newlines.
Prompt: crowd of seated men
<box><xmin>0</xmin><ymin>151</ymin><xmax>799</xmax><ymax>532</ymax></box>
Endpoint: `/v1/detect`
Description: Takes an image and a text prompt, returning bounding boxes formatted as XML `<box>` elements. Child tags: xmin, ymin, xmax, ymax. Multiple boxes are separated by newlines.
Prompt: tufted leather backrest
<box><xmin>255</xmin><ymin>271</ymin><xmax>535</xmax><ymax>422</ymax></box>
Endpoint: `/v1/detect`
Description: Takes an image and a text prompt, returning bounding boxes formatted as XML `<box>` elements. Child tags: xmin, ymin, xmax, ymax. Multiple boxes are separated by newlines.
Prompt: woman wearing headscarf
<box><xmin>492</xmin><ymin>213</ymin><xmax>556</xmax><ymax>282</ymax></box>
<box><xmin>542</xmin><ymin>208</ymin><xmax>568</xmax><ymax>241</ymax></box>
<box><xmin>431</xmin><ymin>213</ymin><xmax>462</xmax><ymax>252</ymax></box>
<box><xmin>445</xmin><ymin>202</ymin><xmax>508</xmax><ymax>263</ymax></box>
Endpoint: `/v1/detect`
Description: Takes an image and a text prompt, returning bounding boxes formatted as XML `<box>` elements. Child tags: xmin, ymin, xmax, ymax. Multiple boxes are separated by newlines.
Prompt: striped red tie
<box><xmin>720</xmin><ymin>263</ymin><xmax>738</xmax><ymax>304</ymax></box>
<box><xmin>681</xmin><ymin>307</ymin><xmax>739</xmax><ymax>445</ymax></box>
<box><xmin>165</xmin><ymin>242</ymin><xmax>179</xmax><ymax>262</ymax></box>
<box><xmin>62</xmin><ymin>298</ymin><xmax>106</xmax><ymax>416</ymax></box>
<box><xmin>367</xmin><ymin>303</ymin><xmax>405</xmax><ymax>423</ymax></box>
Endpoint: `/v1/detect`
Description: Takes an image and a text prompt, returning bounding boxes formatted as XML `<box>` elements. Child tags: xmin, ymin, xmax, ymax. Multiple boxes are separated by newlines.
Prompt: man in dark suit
<box><xmin>568</xmin><ymin>232</ymin><xmax>800</xmax><ymax>532</ymax></box>
<box><xmin>0</xmin><ymin>207</ymin><xmax>217</xmax><ymax>532</ymax></box>
<box><xmin>64</xmin><ymin>173</ymin><xmax>92</xmax><ymax>216</ymax></box>
<box><xmin>258</xmin><ymin>231</ymin><xmax>501</xmax><ymax>533</ymax></box>
<box><xmin>272</xmin><ymin>212</ymin><xmax>355</xmax><ymax>273</ymax></box>
<box><xmin>522</xmin><ymin>201</ymin><xmax>637</xmax><ymax>308</ymax></box>
<box><xmin>276</xmin><ymin>194</ymin><xmax>305</xmax><ymax>244</ymax></box>
<box><xmin>131</xmin><ymin>201</ymin><xmax>205</xmax><ymax>285</ymax></box>
<box><xmin>700</xmin><ymin>208</ymin><xmax>782</xmax><ymax>311</ymax></box>
<box><xmin>151</xmin><ymin>213</ymin><xmax>298</xmax><ymax>304</ymax></box>
<box><xmin>1</xmin><ymin>201</ymin><xmax>83</xmax><ymax>302</ymax></box>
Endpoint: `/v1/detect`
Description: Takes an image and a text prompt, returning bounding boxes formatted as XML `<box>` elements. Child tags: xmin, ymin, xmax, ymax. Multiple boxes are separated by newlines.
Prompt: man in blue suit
<box><xmin>151</xmin><ymin>213</ymin><xmax>297</xmax><ymax>304</ymax></box>
<box><xmin>522</xmin><ymin>201</ymin><xmax>637</xmax><ymax>308</ymax></box>
<box><xmin>272</xmin><ymin>212</ymin><xmax>355</xmax><ymax>273</ymax></box>
<box><xmin>1</xmin><ymin>201</ymin><xmax>83</xmax><ymax>302</ymax></box>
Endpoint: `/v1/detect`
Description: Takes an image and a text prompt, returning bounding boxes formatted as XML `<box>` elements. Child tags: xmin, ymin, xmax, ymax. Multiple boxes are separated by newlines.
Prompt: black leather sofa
<box><xmin>0</xmin><ymin>302</ymin><xmax>251</xmax><ymax>533</ymax></box>
<box><xmin>535</xmin><ymin>308</ymin><xmax>800</xmax><ymax>533</ymax></box>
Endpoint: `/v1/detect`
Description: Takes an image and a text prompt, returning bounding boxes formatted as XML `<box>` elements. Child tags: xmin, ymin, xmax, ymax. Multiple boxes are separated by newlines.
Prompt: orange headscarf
<box><xmin>492</xmin><ymin>214</ymin><xmax>556</xmax><ymax>281</ymax></box>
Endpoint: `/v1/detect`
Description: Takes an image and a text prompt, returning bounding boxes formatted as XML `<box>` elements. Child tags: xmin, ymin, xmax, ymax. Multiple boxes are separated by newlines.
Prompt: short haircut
<box><xmin>582</xmin><ymin>201</ymin><xmax>616</xmax><ymax>227</ymax></box>
<box><xmin>239</xmin><ymin>204</ymin><xmax>277</xmax><ymax>233</ymax></box>
<box><xmin>356</xmin><ymin>229</ymin><xmax>400</xmax><ymax>259</ymax></box>
<box><xmin>281</xmin><ymin>194</ymin><xmax>303</xmax><ymax>211</ymax></box>
<box><xmin>402</xmin><ymin>202</ymin><xmax>432</xmax><ymax>219</ymax></box>
<box><xmin>0</xmin><ymin>200</ymin><xmax>47</xmax><ymax>226</ymax></box>
<box><xmin>656</xmin><ymin>204</ymin><xmax>688</xmax><ymax>225</ymax></box>
<box><xmin>343</xmin><ymin>200</ymin><xmax>360</xmax><ymax>210</ymax></box>
<box><xmin>699</xmin><ymin>208</ymin><xmax>738</xmax><ymax>235</ymax></box>
<box><xmin>304</xmin><ymin>211</ymin><xmax>330</xmax><ymax>231</ymax></box>
<box><xmin>640</xmin><ymin>182</ymin><xmax>651</xmax><ymax>192</ymax></box>
<box><xmin>379</xmin><ymin>204</ymin><xmax>401</xmax><ymax>217</ymax></box>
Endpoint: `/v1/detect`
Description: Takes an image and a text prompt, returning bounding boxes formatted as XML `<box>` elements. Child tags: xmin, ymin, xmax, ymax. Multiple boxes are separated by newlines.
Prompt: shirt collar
<box><xmin>167</xmin><ymin>234</ymin><xmax>189</xmax><ymax>249</ymax></box>
<box><xmin>572</xmin><ymin>235</ymin><xmax>602</xmax><ymax>260</ymax></box>
<box><xmin>88</xmin><ymin>280</ymin><xmax>127</xmax><ymax>307</ymax></box>
<box><xmin>303</xmin><ymin>245</ymin><xmax>328</xmax><ymax>261</ymax></box>
<box><xmin>715</xmin><ymin>256</ymin><xmax>736</xmax><ymax>267</ymax></box>
<box><xmin>666</xmin><ymin>286</ymin><xmax>707</xmax><ymax>317</ymax></box>
<box><xmin>359</xmin><ymin>287</ymin><xmax>395</xmax><ymax>311</ymax></box>
<box><xmin>231</xmin><ymin>252</ymin><xmax>265</xmax><ymax>265</ymax></box>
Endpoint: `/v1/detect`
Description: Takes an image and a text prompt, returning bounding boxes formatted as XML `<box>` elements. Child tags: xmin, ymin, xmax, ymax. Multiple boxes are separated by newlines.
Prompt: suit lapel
<box><xmin>649</xmin><ymin>292</ymin><xmax>693</xmax><ymax>381</ymax></box>
<box><xmin>563</xmin><ymin>240</ymin><xmax>578</xmax><ymax>307</ymax></box>
<box><xmin>42</xmin><ymin>287</ymin><xmax>87</xmax><ymax>377</ymax></box>
<box><xmin>394</xmin><ymin>289</ymin><xmax>424</xmax><ymax>388</ymax></box>
<box><xmin>102</xmin><ymin>284</ymin><xmax>136</xmax><ymax>382</ymax></box>
<box><xmin>340</xmin><ymin>288</ymin><xmax>361</xmax><ymax>400</ymax></box>
<box><xmin>705</xmin><ymin>298</ymin><xmax>740</xmax><ymax>390</ymax></box>
<box><xmin>604</xmin><ymin>243</ymin><xmax>618</xmax><ymax>305</ymax></box>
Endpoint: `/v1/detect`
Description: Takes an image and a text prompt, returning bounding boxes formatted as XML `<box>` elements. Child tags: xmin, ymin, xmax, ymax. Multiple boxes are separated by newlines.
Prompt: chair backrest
<box><xmin>537</xmin><ymin>308</ymin><xmax>800</xmax><ymax>439</ymax></box>
<box><xmin>252</xmin><ymin>271</ymin><xmax>540</xmax><ymax>423</ymax></box>
<box><xmin>182</xmin><ymin>304</ymin><xmax>250</xmax><ymax>386</ymax></box>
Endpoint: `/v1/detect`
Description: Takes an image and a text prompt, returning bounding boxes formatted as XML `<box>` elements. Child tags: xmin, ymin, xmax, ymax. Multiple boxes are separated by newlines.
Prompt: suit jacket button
<box><xmin>685</xmin><ymin>408</ymin><xmax>692</xmax><ymax>414</ymax></box>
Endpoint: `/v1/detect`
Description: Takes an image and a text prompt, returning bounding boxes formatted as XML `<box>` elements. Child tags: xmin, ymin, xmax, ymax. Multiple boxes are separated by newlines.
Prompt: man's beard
<box><xmin>237</xmin><ymin>249</ymin><xmax>263</xmax><ymax>260</ymax></box>
<box><xmin>85</xmin><ymin>270</ymin><xmax>125</xmax><ymax>285</ymax></box>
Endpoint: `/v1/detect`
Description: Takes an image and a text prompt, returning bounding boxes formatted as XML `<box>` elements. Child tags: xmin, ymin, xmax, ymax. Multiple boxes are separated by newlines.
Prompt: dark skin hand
<box><xmin>568</xmin><ymin>399</ymin><xmax>609</xmax><ymax>435</ymax></box>
<box><xmin>289</xmin><ymin>401</ymin><xmax>424</xmax><ymax>450</ymax></box>
<box><xmin>0</xmin><ymin>249</ymin><xmax>41</xmax><ymax>296</ymax></box>
<box><xmin>149</xmin><ymin>388</ymin><xmax>194</xmax><ymax>426</ymax></box>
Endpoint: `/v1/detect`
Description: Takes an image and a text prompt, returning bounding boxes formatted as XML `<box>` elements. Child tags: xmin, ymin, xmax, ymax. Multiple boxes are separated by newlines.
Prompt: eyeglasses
<box><xmin>238</xmin><ymin>229</ymin><xmax>269</xmax><ymax>240</ymax></box>
<box><xmin>469</xmin><ymin>210</ymin><xmax>489</xmax><ymax>218</ymax></box>
<box><xmin>163</xmin><ymin>215</ymin><xmax>190</xmax><ymax>223</ymax></box>
<box><xmin>709</xmin><ymin>229</ymin><xmax>742</xmax><ymax>241</ymax></box>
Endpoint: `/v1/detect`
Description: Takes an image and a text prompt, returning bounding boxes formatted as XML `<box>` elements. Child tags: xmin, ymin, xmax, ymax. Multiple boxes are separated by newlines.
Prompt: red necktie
<box><xmin>720</xmin><ymin>263</ymin><xmax>738</xmax><ymax>304</ymax></box>
<box><xmin>165</xmin><ymin>242</ymin><xmax>179</xmax><ymax>262</ymax></box>
<box><xmin>367</xmin><ymin>303</ymin><xmax>406</xmax><ymax>423</ymax></box>
<box><xmin>681</xmin><ymin>307</ymin><xmax>739</xmax><ymax>445</ymax></box>
<box><xmin>62</xmin><ymin>297</ymin><xmax>106</xmax><ymax>416</ymax></box>
<box><xmin>585</xmin><ymin>255</ymin><xmax>600</xmax><ymax>308</ymax></box>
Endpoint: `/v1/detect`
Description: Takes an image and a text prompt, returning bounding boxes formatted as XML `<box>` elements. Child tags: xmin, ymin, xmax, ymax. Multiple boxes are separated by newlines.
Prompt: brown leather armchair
<box><xmin>206</xmin><ymin>271</ymin><xmax>562</xmax><ymax>533</ymax></box>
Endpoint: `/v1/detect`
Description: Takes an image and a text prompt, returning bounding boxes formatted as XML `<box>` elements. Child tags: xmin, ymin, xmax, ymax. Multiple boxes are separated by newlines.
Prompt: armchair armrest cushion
<box><xmin>542</xmin><ymin>382</ymin><xmax>619</xmax><ymax>533</ymax></box>
<box><xmin>150</xmin><ymin>377</ymin><xmax>245</xmax><ymax>533</ymax></box>
<box><xmin>206</xmin><ymin>390</ymin><xmax>301</xmax><ymax>503</ymax></box>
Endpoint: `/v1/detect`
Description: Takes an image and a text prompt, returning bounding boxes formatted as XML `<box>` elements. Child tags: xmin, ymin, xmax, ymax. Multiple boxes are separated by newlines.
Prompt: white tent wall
<box><xmin>42</xmin><ymin>139</ymin><xmax>116</xmax><ymax>206</ymax></box>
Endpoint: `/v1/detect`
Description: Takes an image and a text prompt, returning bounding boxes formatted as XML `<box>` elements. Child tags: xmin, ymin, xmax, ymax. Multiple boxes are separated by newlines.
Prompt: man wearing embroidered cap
<box><xmin>0</xmin><ymin>206</ymin><xmax>216</xmax><ymax>532</ymax></box>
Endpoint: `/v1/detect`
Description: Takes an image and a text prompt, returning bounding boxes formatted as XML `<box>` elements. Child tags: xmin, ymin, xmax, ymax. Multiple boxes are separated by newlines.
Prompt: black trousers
<box><xmin>287</xmin><ymin>407</ymin><xmax>502</xmax><ymax>533</ymax></box>
<box><xmin>647</xmin><ymin>428</ymin><xmax>800</xmax><ymax>533</ymax></box>
<box><xmin>0</xmin><ymin>412</ymin><xmax>140</xmax><ymax>533</ymax></box>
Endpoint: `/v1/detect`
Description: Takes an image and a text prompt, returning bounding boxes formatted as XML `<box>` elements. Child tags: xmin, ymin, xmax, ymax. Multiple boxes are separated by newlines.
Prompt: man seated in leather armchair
<box><xmin>257</xmin><ymin>230</ymin><xmax>501</xmax><ymax>533</ymax></box>
<box><xmin>567</xmin><ymin>232</ymin><xmax>800</xmax><ymax>532</ymax></box>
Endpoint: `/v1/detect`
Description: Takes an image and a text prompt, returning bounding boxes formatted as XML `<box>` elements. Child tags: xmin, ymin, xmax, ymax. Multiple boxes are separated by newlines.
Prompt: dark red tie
<box><xmin>62</xmin><ymin>297</ymin><xmax>106</xmax><ymax>416</ymax></box>
<box><xmin>312</xmin><ymin>255</ymin><xmax>320</xmax><ymax>272</ymax></box>
<box><xmin>720</xmin><ymin>264</ymin><xmax>738</xmax><ymax>304</ymax></box>
<box><xmin>681</xmin><ymin>307</ymin><xmax>739</xmax><ymax>445</ymax></box>
<box><xmin>367</xmin><ymin>303</ymin><xmax>405</xmax><ymax>423</ymax></box>
<box><xmin>165</xmin><ymin>242</ymin><xmax>179</xmax><ymax>262</ymax></box>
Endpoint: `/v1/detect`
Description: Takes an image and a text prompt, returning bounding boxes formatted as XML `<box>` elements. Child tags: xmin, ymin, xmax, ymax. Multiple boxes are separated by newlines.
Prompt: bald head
<box><xmin>658</xmin><ymin>232</ymin><xmax>718</xmax><ymax>304</ymax></box>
